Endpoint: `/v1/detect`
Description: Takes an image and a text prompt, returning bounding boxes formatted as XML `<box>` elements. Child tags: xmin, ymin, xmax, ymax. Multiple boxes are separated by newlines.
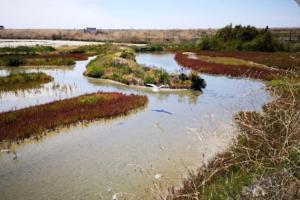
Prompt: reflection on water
<box><xmin>0</xmin><ymin>54</ymin><xmax>271</xmax><ymax>200</ymax></box>
<box><xmin>136</xmin><ymin>53</ymin><xmax>190</xmax><ymax>74</ymax></box>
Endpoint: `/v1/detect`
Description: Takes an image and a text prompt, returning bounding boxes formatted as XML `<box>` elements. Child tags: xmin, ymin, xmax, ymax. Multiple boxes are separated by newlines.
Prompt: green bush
<box><xmin>189</xmin><ymin>72</ymin><xmax>206</xmax><ymax>91</ymax></box>
<box><xmin>158</xmin><ymin>69</ymin><xmax>170</xmax><ymax>84</ymax></box>
<box><xmin>179</xmin><ymin>73</ymin><xmax>189</xmax><ymax>82</ymax></box>
<box><xmin>133</xmin><ymin>45</ymin><xmax>163</xmax><ymax>52</ymax></box>
<box><xmin>120</xmin><ymin>50</ymin><xmax>135</xmax><ymax>59</ymax></box>
<box><xmin>197</xmin><ymin>25</ymin><xmax>284</xmax><ymax>52</ymax></box>
<box><xmin>90</xmin><ymin>67</ymin><xmax>104</xmax><ymax>78</ymax></box>
<box><xmin>144</xmin><ymin>76</ymin><xmax>157</xmax><ymax>84</ymax></box>
<box><xmin>5</xmin><ymin>56</ymin><xmax>25</xmax><ymax>67</ymax></box>
<box><xmin>118</xmin><ymin>66</ymin><xmax>132</xmax><ymax>74</ymax></box>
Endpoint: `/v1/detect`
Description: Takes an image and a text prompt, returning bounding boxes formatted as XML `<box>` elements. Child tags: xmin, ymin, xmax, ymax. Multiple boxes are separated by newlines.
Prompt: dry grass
<box><xmin>161</xmin><ymin>78</ymin><xmax>300</xmax><ymax>199</ymax></box>
<box><xmin>0</xmin><ymin>28</ymin><xmax>299</xmax><ymax>44</ymax></box>
<box><xmin>0</xmin><ymin>29</ymin><xmax>211</xmax><ymax>44</ymax></box>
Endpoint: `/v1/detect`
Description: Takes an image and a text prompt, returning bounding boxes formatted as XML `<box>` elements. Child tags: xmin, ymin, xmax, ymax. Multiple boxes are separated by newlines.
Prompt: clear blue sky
<box><xmin>2</xmin><ymin>0</ymin><xmax>300</xmax><ymax>29</ymax></box>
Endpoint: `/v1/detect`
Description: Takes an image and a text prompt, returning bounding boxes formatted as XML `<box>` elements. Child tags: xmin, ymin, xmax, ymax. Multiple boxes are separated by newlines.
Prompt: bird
<box><xmin>146</xmin><ymin>84</ymin><xmax>168</xmax><ymax>92</ymax></box>
<box><xmin>152</xmin><ymin>109</ymin><xmax>173</xmax><ymax>115</ymax></box>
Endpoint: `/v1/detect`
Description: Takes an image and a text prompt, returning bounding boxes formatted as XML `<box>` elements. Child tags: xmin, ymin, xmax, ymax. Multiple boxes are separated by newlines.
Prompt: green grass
<box><xmin>0</xmin><ymin>46</ymin><xmax>55</xmax><ymax>54</ymax></box>
<box><xmin>0</xmin><ymin>56</ymin><xmax>76</xmax><ymax>66</ymax></box>
<box><xmin>133</xmin><ymin>44</ymin><xmax>164</xmax><ymax>53</ymax></box>
<box><xmin>0</xmin><ymin>72</ymin><xmax>53</xmax><ymax>91</ymax></box>
<box><xmin>84</xmin><ymin>45</ymin><xmax>206</xmax><ymax>90</ymax></box>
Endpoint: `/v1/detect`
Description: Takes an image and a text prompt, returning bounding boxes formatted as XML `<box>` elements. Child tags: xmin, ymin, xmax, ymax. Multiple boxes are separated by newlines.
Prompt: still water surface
<box><xmin>0</xmin><ymin>53</ymin><xmax>271</xmax><ymax>200</ymax></box>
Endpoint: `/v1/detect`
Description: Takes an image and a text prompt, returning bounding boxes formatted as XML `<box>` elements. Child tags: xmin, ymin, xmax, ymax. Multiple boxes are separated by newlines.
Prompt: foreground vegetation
<box><xmin>164</xmin><ymin>53</ymin><xmax>300</xmax><ymax>199</ymax></box>
<box><xmin>84</xmin><ymin>45</ymin><xmax>206</xmax><ymax>90</ymax></box>
<box><xmin>0</xmin><ymin>72</ymin><xmax>53</xmax><ymax>92</ymax></box>
<box><xmin>0</xmin><ymin>92</ymin><xmax>147</xmax><ymax>146</ymax></box>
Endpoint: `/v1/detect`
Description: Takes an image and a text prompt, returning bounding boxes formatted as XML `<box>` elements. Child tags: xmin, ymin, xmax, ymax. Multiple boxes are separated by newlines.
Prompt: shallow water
<box><xmin>0</xmin><ymin>39</ymin><xmax>145</xmax><ymax>48</ymax></box>
<box><xmin>0</xmin><ymin>53</ymin><xmax>271</xmax><ymax>200</ymax></box>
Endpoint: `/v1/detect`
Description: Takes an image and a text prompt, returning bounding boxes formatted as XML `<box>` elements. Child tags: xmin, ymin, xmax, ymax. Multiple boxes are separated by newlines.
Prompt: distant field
<box><xmin>0</xmin><ymin>28</ymin><xmax>299</xmax><ymax>44</ymax></box>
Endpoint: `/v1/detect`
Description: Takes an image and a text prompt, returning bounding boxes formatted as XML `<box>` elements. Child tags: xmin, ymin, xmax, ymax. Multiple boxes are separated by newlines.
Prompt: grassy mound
<box><xmin>84</xmin><ymin>46</ymin><xmax>206</xmax><ymax>90</ymax></box>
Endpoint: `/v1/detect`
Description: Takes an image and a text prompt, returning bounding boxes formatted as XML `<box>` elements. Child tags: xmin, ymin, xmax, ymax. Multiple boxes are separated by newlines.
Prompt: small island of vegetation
<box><xmin>0</xmin><ymin>45</ymin><xmax>90</xmax><ymax>67</ymax></box>
<box><xmin>0</xmin><ymin>72</ymin><xmax>53</xmax><ymax>92</ymax></box>
<box><xmin>0</xmin><ymin>92</ymin><xmax>148</xmax><ymax>146</ymax></box>
<box><xmin>84</xmin><ymin>45</ymin><xmax>206</xmax><ymax>91</ymax></box>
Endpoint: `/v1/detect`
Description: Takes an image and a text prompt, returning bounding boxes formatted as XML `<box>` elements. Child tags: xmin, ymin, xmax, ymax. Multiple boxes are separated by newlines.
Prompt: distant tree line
<box><xmin>197</xmin><ymin>24</ymin><xmax>285</xmax><ymax>52</ymax></box>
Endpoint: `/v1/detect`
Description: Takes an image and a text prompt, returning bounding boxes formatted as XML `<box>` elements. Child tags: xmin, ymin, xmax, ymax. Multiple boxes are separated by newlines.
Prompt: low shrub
<box><xmin>5</xmin><ymin>56</ymin><xmax>25</xmax><ymax>66</ymax></box>
<box><xmin>133</xmin><ymin>44</ymin><xmax>164</xmax><ymax>52</ymax></box>
<box><xmin>90</xmin><ymin>67</ymin><xmax>104</xmax><ymax>78</ymax></box>
<box><xmin>179</xmin><ymin>73</ymin><xmax>189</xmax><ymax>82</ymax></box>
<box><xmin>196</xmin><ymin>25</ymin><xmax>285</xmax><ymax>52</ymax></box>
<box><xmin>158</xmin><ymin>69</ymin><xmax>170</xmax><ymax>84</ymax></box>
<box><xmin>144</xmin><ymin>75</ymin><xmax>157</xmax><ymax>84</ymax></box>
<box><xmin>189</xmin><ymin>72</ymin><xmax>206</xmax><ymax>91</ymax></box>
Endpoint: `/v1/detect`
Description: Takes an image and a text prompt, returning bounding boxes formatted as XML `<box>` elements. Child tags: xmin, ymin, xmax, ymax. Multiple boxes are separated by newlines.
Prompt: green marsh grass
<box><xmin>0</xmin><ymin>72</ymin><xmax>53</xmax><ymax>92</ymax></box>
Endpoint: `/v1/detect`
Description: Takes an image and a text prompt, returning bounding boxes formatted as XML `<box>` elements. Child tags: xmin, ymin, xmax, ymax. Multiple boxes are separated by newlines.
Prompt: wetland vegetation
<box><xmin>84</xmin><ymin>45</ymin><xmax>206</xmax><ymax>90</ymax></box>
<box><xmin>0</xmin><ymin>24</ymin><xmax>299</xmax><ymax>200</ymax></box>
<box><xmin>167</xmin><ymin>75</ymin><xmax>300</xmax><ymax>200</ymax></box>
<box><xmin>163</xmin><ymin>28</ymin><xmax>300</xmax><ymax>199</ymax></box>
<box><xmin>0</xmin><ymin>45</ymin><xmax>92</xmax><ymax>67</ymax></box>
<box><xmin>0</xmin><ymin>72</ymin><xmax>53</xmax><ymax>92</ymax></box>
<box><xmin>0</xmin><ymin>92</ymin><xmax>147</xmax><ymax>146</ymax></box>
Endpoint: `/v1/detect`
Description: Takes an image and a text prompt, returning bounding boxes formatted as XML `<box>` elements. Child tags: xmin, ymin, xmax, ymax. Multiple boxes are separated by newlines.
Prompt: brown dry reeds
<box><xmin>165</xmin><ymin>82</ymin><xmax>300</xmax><ymax>199</ymax></box>
<box><xmin>0</xmin><ymin>92</ymin><xmax>148</xmax><ymax>144</ymax></box>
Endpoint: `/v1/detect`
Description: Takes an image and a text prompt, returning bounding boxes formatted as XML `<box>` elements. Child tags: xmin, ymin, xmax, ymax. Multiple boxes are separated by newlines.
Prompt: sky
<box><xmin>1</xmin><ymin>0</ymin><xmax>300</xmax><ymax>29</ymax></box>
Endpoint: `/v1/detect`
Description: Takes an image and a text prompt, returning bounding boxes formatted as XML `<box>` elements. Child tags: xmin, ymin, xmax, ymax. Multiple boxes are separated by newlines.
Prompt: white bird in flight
<box><xmin>146</xmin><ymin>84</ymin><xmax>168</xmax><ymax>92</ymax></box>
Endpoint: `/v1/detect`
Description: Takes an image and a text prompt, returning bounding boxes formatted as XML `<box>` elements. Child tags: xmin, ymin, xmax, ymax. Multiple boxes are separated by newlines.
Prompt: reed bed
<box><xmin>0</xmin><ymin>92</ymin><xmax>148</xmax><ymax>143</ymax></box>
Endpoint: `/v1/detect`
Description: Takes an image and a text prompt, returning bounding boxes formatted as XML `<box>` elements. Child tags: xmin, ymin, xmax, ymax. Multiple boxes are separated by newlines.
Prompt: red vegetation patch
<box><xmin>175</xmin><ymin>53</ymin><xmax>281</xmax><ymax>80</ymax></box>
<box><xmin>0</xmin><ymin>92</ymin><xmax>148</xmax><ymax>142</ymax></box>
<box><xmin>61</xmin><ymin>53</ymin><xmax>89</xmax><ymax>61</ymax></box>
<box><xmin>194</xmin><ymin>51</ymin><xmax>300</xmax><ymax>72</ymax></box>
<box><xmin>26</xmin><ymin>53</ymin><xmax>89</xmax><ymax>61</ymax></box>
